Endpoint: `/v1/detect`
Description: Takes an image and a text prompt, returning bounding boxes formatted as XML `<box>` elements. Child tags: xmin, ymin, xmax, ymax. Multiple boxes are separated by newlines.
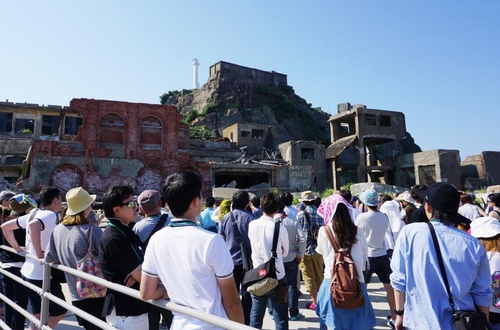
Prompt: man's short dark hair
<box><xmin>339</xmin><ymin>189</ymin><xmax>352</xmax><ymax>203</ymax></box>
<box><xmin>490</xmin><ymin>193</ymin><xmax>500</xmax><ymax>207</ymax></box>
<box><xmin>232</xmin><ymin>191</ymin><xmax>250</xmax><ymax>210</ymax></box>
<box><xmin>163</xmin><ymin>171</ymin><xmax>202</xmax><ymax>218</ymax></box>
<box><xmin>379</xmin><ymin>194</ymin><xmax>393</xmax><ymax>204</ymax></box>
<box><xmin>102</xmin><ymin>185</ymin><xmax>134</xmax><ymax>219</ymax></box>
<box><xmin>251</xmin><ymin>195</ymin><xmax>260</xmax><ymax>208</ymax></box>
<box><xmin>281</xmin><ymin>192</ymin><xmax>293</xmax><ymax>207</ymax></box>
<box><xmin>430</xmin><ymin>209</ymin><xmax>456</xmax><ymax>227</ymax></box>
<box><xmin>39</xmin><ymin>187</ymin><xmax>60</xmax><ymax>207</ymax></box>
<box><xmin>411</xmin><ymin>184</ymin><xmax>427</xmax><ymax>204</ymax></box>
<box><xmin>261</xmin><ymin>192</ymin><xmax>280</xmax><ymax>215</ymax></box>
<box><xmin>205</xmin><ymin>196</ymin><xmax>215</xmax><ymax>208</ymax></box>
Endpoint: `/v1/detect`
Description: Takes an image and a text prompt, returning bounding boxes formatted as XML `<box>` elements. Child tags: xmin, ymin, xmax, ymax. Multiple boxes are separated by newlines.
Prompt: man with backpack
<box><xmin>133</xmin><ymin>189</ymin><xmax>173</xmax><ymax>330</ymax></box>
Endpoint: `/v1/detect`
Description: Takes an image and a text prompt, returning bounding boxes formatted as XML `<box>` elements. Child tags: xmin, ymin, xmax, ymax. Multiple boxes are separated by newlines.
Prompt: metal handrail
<box><xmin>0</xmin><ymin>245</ymin><xmax>255</xmax><ymax>330</ymax></box>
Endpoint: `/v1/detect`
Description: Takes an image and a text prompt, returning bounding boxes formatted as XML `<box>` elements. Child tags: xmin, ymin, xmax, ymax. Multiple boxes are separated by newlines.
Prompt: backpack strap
<box><xmin>143</xmin><ymin>214</ymin><xmax>169</xmax><ymax>248</ymax></box>
<box><xmin>303</xmin><ymin>210</ymin><xmax>315</xmax><ymax>236</ymax></box>
<box><xmin>271</xmin><ymin>220</ymin><xmax>280</xmax><ymax>258</ymax></box>
<box><xmin>324</xmin><ymin>225</ymin><xmax>340</xmax><ymax>254</ymax></box>
<box><xmin>230</xmin><ymin>211</ymin><xmax>245</xmax><ymax>245</ymax></box>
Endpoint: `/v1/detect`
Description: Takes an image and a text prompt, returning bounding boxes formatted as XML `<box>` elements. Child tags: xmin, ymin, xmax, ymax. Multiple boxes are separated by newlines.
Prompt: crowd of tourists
<box><xmin>0</xmin><ymin>176</ymin><xmax>500</xmax><ymax>330</ymax></box>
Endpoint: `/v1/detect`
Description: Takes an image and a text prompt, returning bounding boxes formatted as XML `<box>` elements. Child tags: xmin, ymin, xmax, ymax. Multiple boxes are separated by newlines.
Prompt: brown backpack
<box><xmin>324</xmin><ymin>225</ymin><xmax>365</xmax><ymax>309</ymax></box>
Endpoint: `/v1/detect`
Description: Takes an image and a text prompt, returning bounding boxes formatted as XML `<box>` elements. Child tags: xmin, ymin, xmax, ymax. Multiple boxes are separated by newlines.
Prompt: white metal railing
<box><xmin>0</xmin><ymin>245</ymin><xmax>255</xmax><ymax>330</ymax></box>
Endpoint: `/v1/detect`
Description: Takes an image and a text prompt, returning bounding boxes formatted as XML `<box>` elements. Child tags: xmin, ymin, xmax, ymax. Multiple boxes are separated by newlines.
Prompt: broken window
<box><xmin>15</xmin><ymin>118</ymin><xmax>35</xmax><ymax>134</ymax></box>
<box><xmin>140</xmin><ymin>116</ymin><xmax>163</xmax><ymax>149</ymax></box>
<box><xmin>41</xmin><ymin>115</ymin><xmax>61</xmax><ymax>136</ymax></box>
<box><xmin>0</xmin><ymin>112</ymin><xmax>13</xmax><ymax>133</ymax></box>
<box><xmin>380</xmin><ymin>115</ymin><xmax>391</xmax><ymax>127</ymax></box>
<box><xmin>64</xmin><ymin>116</ymin><xmax>83</xmax><ymax>135</ymax></box>
<box><xmin>364</xmin><ymin>114</ymin><xmax>376</xmax><ymax>126</ymax></box>
<box><xmin>252</xmin><ymin>129</ymin><xmax>264</xmax><ymax>139</ymax></box>
<box><xmin>241</xmin><ymin>131</ymin><xmax>250</xmax><ymax>138</ymax></box>
<box><xmin>100</xmin><ymin>113</ymin><xmax>124</xmax><ymax>144</ymax></box>
<box><xmin>302</xmin><ymin>148</ymin><xmax>315</xmax><ymax>160</ymax></box>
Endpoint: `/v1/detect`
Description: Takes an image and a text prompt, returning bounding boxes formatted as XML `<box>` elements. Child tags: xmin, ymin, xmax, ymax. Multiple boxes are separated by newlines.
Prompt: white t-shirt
<box><xmin>316</xmin><ymin>224</ymin><xmax>367</xmax><ymax>282</ymax></box>
<box><xmin>20</xmin><ymin>209</ymin><xmax>59</xmax><ymax>280</ymax></box>
<box><xmin>458</xmin><ymin>203</ymin><xmax>481</xmax><ymax>221</ymax></box>
<box><xmin>142</xmin><ymin>220</ymin><xmax>234</xmax><ymax>330</ymax></box>
<box><xmin>355</xmin><ymin>210</ymin><xmax>390</xmax><ymax>257</ymax></box>
<box><xmin>248</xmin><ymin>215</ymin><xmax>289</xmax><ymax>280</ymax></box>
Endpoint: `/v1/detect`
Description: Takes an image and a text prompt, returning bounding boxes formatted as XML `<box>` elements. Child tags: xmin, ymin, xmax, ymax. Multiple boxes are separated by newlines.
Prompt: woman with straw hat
<box><xmin>46</xmin><ymin>187</ymin><xmax>105</xmax><ymax>330</ymax></box>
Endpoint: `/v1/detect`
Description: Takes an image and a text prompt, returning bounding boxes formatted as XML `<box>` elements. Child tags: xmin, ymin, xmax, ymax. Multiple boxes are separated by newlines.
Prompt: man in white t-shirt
<box><xmin>2</xmin><ymin>187</ymin><xmax>67</xmax><ymax>329</ymax></box>
<box><xmin>140</xmin><ymin>171</ymin><xmax>244</xmax><ymax>329</ymax></box>
<box><xmin>248</xmin><ymin>192</ymin><xmax>289</xmax><ymax>330</ymax></box>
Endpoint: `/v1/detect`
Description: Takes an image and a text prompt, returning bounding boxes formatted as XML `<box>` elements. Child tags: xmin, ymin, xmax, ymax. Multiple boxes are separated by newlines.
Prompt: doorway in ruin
<box><xmin>214</xmin><ymin>171</ymin><xmax>270</xmax><ymax>189</ymax></box>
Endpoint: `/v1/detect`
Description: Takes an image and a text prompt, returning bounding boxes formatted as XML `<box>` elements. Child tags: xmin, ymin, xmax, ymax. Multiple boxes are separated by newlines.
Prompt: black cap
<box><xmin>417</xmin><ymin>182</ymin><xmax>460</xmax><ymax>220</ymax></box>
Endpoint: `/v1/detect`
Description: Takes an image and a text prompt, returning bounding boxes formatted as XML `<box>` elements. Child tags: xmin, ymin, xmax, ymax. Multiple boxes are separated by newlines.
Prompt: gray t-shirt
<box><xmin>46</xmin><ymin>223</ymin><xmax>102</xmax><ymax>301</ymax></box>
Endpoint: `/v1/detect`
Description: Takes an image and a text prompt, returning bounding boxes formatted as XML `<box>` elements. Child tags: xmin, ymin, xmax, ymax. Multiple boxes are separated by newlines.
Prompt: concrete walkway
<box><xmin>51</xmin><ymin>276</ymin><xmax>392</xmax><ymax>329</ymax></box>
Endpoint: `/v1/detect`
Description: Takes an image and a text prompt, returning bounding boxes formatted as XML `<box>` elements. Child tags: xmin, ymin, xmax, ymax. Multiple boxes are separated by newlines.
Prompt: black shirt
<box><xmin>99</xmin><ymin>218</ymin><xmax>149</xmax><ymax>317</ymax></box>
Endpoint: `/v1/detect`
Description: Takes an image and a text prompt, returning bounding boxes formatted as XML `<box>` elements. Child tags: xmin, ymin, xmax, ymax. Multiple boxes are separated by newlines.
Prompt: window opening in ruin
<box><xmin>140</xmin><ymin>116</ymin><xmax>163</xmax><ymax>149</ymax></box>
<box><xmin>6</xmin><ymin>156</ymin><xmax>25</xmax><ymax>165</ymax></box>
<box><xmin>241</xmin><ymin>131</ymin><xmax>250</xmax><ymax>138</ymax></box>
<box><xmin>15</xmin><ymin>118</ymin><xmax>35</xmax><ymax>134</ymax></box>
<box><xmin>365</xmin><ymin>114</ymin><xmax>376</xmax><ymax>126</ymax></box>
<box><xmin>380</xmin><ymin>115</ymin><xmax>391</xmax><ymax>127</ymax></box>
<box><xmin>302</xmin><ymin>148</ymin><xmax>315</xmax><ymax>160</ymax></box>
<box><xmin>340</xmin><ymin>123</ymin><xmax>350</xmax><ymax>134</ymax></box>
<box><xmin>252</xmin><ymin>129</ymin><xmax>264</xmax><ymax>139</ymax></box>
<box><xmin>418</xmin><ymin>165</ymin><xmax>437</xmax><ymax>186</ymax></box>
<box><xmin>64</xmin><ymin>117</ymin><xmax>83</xmax><ymax>135</ymax></box>
<box><xmin>0</xmin><ymin>112</ymin><xmax>13</xmax><ymax>133</ymax></box>
<box><xmin>41</xmin><ymin>115</ymin><xmax>61</xmax><ymax>136</ymax></box>
<box><xmin>100</xmin><ymin>113</ymin><xmax>124</xmax><ymax>144</ymax></box>
<box><xmin>230</xmin><ymin>132</ymin><xmax>234</xmax><ymax>141</ymax></box>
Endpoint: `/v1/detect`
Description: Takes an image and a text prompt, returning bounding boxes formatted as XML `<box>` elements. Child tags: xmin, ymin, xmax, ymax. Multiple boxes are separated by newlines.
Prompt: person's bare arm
<box><xmin>477</xmin><ymin>305</ymin><xmax>489</xmax><ymax>321</ymax></box>
<box><xmin>217</xmin><ymin>276</ymin><xmax>244</xmax><ymax>324</ymax></box>
<box><xmin>28</xmin><ymin>220</ymin><xmax>44</xmax><ymax>258</ymax></box>
<box><xmin>394</xmin><ymin>289</ymin><xmax>405</xmax><ymax>330</ymax></box>
<box><xmin>123</xmin><ymin>264</ymin><xmax>143</xmax><ymax>287</ymax></box>
<box><xmin>1</xmin><ymin>219</ymin><xmax>23</xmax><ymax>252</ymax></box>
<box><xmin>140</xmin><ymin>272</ymin><xmax>169</xmax><ymax>300</ymax></box>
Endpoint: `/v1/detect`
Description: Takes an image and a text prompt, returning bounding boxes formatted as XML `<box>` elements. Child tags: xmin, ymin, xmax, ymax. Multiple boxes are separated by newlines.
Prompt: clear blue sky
<box><xmin>1</xmin><ymin>1</ymin><xmax>499</xmax><ymax>159</ymax></box>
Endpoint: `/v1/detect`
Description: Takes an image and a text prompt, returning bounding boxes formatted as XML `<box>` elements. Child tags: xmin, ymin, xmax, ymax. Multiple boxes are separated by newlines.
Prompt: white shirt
<box><xmin>458</xmin><ymin>203</ymin><xmax>481</xmax><ymax>221</ymax></box>
<box><xmin>316</xmin><ymin>224</ymin><xmax>368</xmax><ymax>282</ymax></box>
<box><xmin>142</xmin><ymin>220</ymin><xmax>234</xmax><ymax>330</ymax></box>
<box><xmin>487</xmin><ymin>251</ymin><xmax>500</xmax><ymax>314</ymax></box>
<box><xmin>283</xmin><ymin>205</ymin><xmax>298</xmax><ymax>221</ymax></box>
<box><xmin>20</xmin><ymin>209</ymin><xmax>59</xmax><ymax>280</ymax></box>
<box><xmin>248</xmin><ymin>215</ymin><xmax>289</xmax><ymax>280</ymax></box>
<box><xmin>355</xmin><ymin>210</ymin><xmax>390</xmax><ymax>257</ymax></box>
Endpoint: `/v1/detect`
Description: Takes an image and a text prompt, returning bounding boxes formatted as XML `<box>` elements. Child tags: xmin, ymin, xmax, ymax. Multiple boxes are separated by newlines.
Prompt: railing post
<box><xmin>39</xmin><ymin>261</ymin><xmax>52</xmax><ymax>328</ymax></box>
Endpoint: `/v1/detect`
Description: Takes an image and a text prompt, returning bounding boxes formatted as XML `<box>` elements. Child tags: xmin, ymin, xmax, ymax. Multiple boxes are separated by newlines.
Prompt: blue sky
<box><xmin>1</xmin><ymin>1</ymin><xmax>499</xmax><ymax>158</ymax></box>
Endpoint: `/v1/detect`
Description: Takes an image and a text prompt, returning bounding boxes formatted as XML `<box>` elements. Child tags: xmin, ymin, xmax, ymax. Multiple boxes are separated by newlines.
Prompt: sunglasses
<box><xmin>11</xmin><ymin>194</ymin><xmax>38</xmax><ymax>208</ymax></box>
<box><xmin>120</xmin><ymin>200</ymin><xmax>137</xmax><ymax>208</ymax></box>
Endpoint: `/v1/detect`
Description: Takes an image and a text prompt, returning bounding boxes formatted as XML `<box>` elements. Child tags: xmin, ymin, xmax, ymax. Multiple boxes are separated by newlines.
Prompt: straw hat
<box><xmin>299</xmin><ymin>190</ymin><xmax>317</xmax><ymax>202</ymax></box>
<box><xmin>65</xmin><ymin>187</ymin><xmax>96</xmax><ymax>216</ymax></box>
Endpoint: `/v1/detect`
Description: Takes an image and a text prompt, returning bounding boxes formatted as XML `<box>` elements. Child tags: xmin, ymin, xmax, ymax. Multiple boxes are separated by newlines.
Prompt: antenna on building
<box><xmin>192</xmin><ymin>59</ymin><xmax>200</xmax><ymax>89</ymax></box>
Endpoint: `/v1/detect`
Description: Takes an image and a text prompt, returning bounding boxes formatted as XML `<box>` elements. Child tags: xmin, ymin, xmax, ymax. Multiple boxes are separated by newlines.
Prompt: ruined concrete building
<box><xmin>0</xmin><ymin>98</ymin><xmax>319</xmax><ymax>197</ymax></box>
<box><xmin>326</xmin><ymin>103</ymin><xmax>411</xmax><ymax>189</ymax></box>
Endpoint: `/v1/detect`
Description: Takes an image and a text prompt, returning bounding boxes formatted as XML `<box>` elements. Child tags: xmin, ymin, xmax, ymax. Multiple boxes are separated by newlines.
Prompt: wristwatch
<box><xmin>393</xmin><ymin>308</ymin><xmax>404</xmax><ymax>316</ymax></box>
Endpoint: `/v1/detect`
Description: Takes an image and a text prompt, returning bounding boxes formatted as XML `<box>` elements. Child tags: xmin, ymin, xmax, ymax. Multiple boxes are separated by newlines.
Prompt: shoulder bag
<box><xmin>76</xmin><ymin>225</ymin><xmax>107</xmax><ymax>299</ymax></box>
<box><xmin>242</xmin><ymin>220</ymin><xmax>280</xmax><ymax>296</ymax></box>
<box><xmin>426</xmin><ymin>222</ymin><xmax>490</xmax><ymax>330</ymax></box>
<box><xmin>230</xmin><ymin>211</ymin><xmax>252</xmax><ymax>272</ymax></box>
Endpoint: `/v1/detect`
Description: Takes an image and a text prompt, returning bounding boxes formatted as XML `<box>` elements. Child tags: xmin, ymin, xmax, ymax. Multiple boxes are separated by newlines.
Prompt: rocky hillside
<box><xmin>160</xmin><ymin>76</ymin><xmax>331</xmax><ymax>146</ymax></box>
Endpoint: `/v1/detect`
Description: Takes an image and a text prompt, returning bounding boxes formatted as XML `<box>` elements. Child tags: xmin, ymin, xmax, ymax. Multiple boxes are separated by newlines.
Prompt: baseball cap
<box><xmin>137</xmin><ymin>190</ymin><xmax>161</xmax><ymax>212</ymax></box>
<box><xmin>416</xmin><ymin>182</ymin><xmax>460</xmax><ymax>217</ymax></box>
<box><xmin>470</xmin><ymin>217</ymin><xmax>500</xmax><ymax>239</ymax></box>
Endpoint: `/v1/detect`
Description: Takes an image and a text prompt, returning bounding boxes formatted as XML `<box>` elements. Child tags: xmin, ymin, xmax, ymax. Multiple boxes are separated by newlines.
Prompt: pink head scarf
<box><xmin>317</xmin><ymin>194</ymin><xmax>359</xmax><ymax>225</ymax></box>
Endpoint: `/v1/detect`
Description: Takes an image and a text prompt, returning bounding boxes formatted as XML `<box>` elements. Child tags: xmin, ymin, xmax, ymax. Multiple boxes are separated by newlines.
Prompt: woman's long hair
<box><xmin>62</xmin><ymin>210</ymin><xmax>89</xmax><ymax>226</ymax></box>
<box><xmin>478</xmin><ymin>234</ymin><xmax>500</xmax><ymax>253</ymax></box>
<box><xmin>331</xmin><ymin>203</ymin><xmax>358</xmax><ymax>247</ymax></box>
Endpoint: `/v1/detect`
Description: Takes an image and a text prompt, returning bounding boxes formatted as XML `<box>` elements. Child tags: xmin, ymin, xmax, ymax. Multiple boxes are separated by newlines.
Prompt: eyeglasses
<box><xmin>120</xmin><ymin>200</ymin><xmax>137</xmax><ymax>208</ymax></box>
<box><xmin>11</xmin><ymin>194</ymin><xmax>38</xmax><ymax>208</ymax></box>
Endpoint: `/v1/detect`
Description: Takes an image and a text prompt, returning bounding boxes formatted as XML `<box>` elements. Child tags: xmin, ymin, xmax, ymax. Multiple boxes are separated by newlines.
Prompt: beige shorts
<box><xmin>299</xmin><ymin>252</ymin><xmax>324</xmax><ymax>292</ymax></box>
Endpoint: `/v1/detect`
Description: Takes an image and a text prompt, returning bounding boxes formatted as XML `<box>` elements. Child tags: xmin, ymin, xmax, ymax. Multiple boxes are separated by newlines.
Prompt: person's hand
<box><xmin>123</xmin><ymin>275</ymin><xmax>137</xmax><ymax>287</ymax></box>
<box><xmin>15</xmin><ymin>246</ymin><xmax>26</xmax><ymax>253</ymax></box>
<box><xmin>395</xmin><ymin>315</ymin><xmax>404</xmax><ymax>330</ymax></box>
<box><xmin>296</xmin><ymin>257</ymin><xmax>302</xmax><ymax>264</ymax></box>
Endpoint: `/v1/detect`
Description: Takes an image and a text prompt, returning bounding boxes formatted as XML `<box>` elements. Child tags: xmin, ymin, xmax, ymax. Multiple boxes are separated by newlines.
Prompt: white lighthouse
<box><xmin>192</xmin><ymin>58</ymin><xmax>199</xmax><ymax>89</ymax></box>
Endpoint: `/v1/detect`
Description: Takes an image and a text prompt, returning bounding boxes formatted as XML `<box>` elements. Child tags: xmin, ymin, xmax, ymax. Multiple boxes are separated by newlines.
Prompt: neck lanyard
<box><xmin>167</xmin><ymin>220</ymin><xmax>198</xmax><ymax>228</ymax></box>
<box><xmin>108</xmin><ymin>222</ymin><xmax>142</xmax><ymax>262</ymax></box>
